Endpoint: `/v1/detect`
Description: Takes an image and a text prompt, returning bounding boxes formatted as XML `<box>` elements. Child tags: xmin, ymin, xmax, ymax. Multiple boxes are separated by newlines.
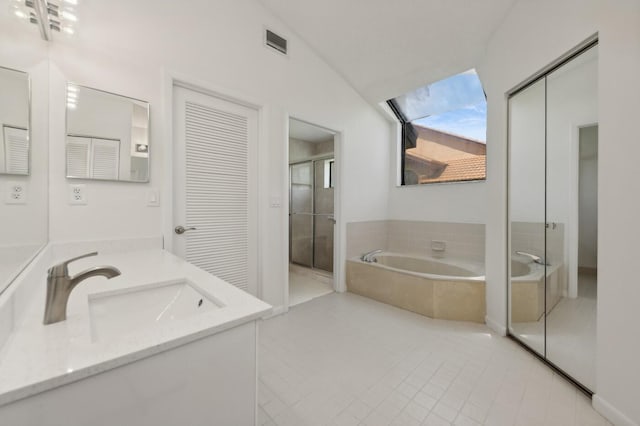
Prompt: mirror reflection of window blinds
<box><xmin>91</xmin><ymin>138</ymin><xmax>120</xmax><ymax>180</ymax></box>
<box><xmin>3</xmin><ymin>126</ymin><xmax>29</xmax><ymax>174</ymax></box>
<box><xmin>66</xmin><ymin>136</ymin><xmax>120</xmax><ymax>179</ymax></box>
<box><xmin>66</xmin><ymin>136</ymin><xmax>91</xmax><ymax>178</ymax></box>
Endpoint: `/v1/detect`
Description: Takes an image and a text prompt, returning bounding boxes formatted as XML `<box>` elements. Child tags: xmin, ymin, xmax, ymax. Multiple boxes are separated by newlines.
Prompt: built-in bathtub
<box><xmin>347</xmin><ymin>253</ymin><xmax>486</xmax><ymax>322</ymax></box>
<box><xmin>510</xmin><ymin>256</ymin><xmax>564</xmax><ymax>322</ymax></box>
<box><xmin>346</xmin><ymin>252</ymin><xmax>558</xmax><ymax>324</ymax></box>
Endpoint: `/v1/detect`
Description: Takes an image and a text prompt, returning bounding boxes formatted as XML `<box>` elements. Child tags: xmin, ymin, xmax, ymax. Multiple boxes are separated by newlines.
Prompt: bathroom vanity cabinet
<box><xmin>0</xmin><ymin>321</ymin><xmax>258</xmax><ymax>425</ymax></box>
<box><xmin>0</xmin><ymin>247</ymin><xmax>270</xmax><ymax>426</ymax></box>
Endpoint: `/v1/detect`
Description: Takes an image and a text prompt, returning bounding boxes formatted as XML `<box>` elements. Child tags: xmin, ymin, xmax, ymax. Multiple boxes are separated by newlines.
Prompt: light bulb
<box><xmin>61</xmin><ymin>10</ymin><xmax>76</xmax><ymax>21</ymax></box>
<box><xmin>14</xmin><ymin>9</ymin><xmax>28</xmax><ymax>19</ymax></box>
<box><xmin>62</xmin><ymin>26</ymin><xmax>74</xmax><ymax>35</ymax></box>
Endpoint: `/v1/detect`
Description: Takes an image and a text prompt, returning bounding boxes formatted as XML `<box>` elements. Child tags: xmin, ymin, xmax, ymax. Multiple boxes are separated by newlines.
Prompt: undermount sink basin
<box><xmin>88</xmin><ymin>279</ymin><xmax>223</xmax><ymax>342</ymax></box>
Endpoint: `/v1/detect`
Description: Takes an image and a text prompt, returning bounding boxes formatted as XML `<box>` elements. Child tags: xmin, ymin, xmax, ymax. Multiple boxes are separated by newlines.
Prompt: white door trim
<box><xmin>283</xmin><ymin>114</ymin><xmax>343</xmax><ymax>311</ymax></box>
<box><xmin>162</xmin><ymin>70</ymin><xmax>267</xmax><ymax>299</ymax></box>
<box><xmin>568</xmin><ymin>122</ymin><xmax>598</xmax><ymax>299</ymax></box>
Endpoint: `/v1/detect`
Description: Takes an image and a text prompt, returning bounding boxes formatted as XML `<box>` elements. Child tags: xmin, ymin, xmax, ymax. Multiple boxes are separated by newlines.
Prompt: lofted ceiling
<box><xmin>258</xmin><ymin>0</ymin><xmax>517</xmax><ymax>104</ymax></box>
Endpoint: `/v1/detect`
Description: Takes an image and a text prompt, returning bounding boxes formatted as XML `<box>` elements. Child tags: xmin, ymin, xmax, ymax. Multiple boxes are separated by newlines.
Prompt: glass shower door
<box><xmin>289</xmin><ymin>158</ymin><xmax>335</xmax><ymax>273</ymax></box>
<box><xmin>313</xmin><ymin>159</ymin><xmax>334</xmax><ymax>272</ymax></box>
<box><xmin>290</xmin><ymin>162</ymin><xmax>313</xmax><ymax>267</ymax></box>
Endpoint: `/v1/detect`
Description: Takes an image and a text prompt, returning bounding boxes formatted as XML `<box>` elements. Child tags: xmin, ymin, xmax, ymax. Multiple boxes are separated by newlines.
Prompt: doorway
<box><xmin>288</xmin><ymin>118</ymin><xmax>335</xmax><ymax>306</ymax></box>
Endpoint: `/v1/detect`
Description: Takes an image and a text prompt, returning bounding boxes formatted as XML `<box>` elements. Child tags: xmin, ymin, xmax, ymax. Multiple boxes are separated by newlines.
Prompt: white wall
<box><xmin>596</xmin><ymin>3</ymin><xmax>640</xmax><ymax>423</ymax></box>
<box><xmin>480</xmin><ymin>0</ymin><xmax>640</xmax><ymax>423</ymax></box>
<box><xmin>47</xmin><ymin>0</ymin><xmax>390</xmax><ymax>310</ymax></box>
<box><xmin>387</xmin><ymin>175</ymin><xmax>488</xmax><ymax>223</ymax></box>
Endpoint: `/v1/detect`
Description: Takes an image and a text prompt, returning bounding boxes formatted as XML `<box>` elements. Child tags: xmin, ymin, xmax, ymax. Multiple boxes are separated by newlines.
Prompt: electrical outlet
<box><xmin>5</xmin><ymin>181</ymin><xmax>27</xmax><ymax>204</ymax></box>
<box><xmin>69</xmin><ymin>184</ymin><xmax>87</xmax><ymax>205</ymax></box>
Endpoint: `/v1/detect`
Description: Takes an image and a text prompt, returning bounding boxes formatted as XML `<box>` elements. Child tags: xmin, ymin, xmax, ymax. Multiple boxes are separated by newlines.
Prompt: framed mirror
<box><xmin>0</xmin><ymin>66</ymin><xmax>30</xmax><ymax>176</ymax></box>
<box><xmin>65</xmin><ymin>83</ymin><xmax>150</xmax><ymax>182</ymax></box>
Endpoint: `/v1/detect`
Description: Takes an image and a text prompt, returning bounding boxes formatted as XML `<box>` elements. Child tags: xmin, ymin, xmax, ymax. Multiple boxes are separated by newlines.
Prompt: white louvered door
<box><xmin>173</xmin><ymin>86</ymin><xmax>258</xmax><ymax>295</ymax></box>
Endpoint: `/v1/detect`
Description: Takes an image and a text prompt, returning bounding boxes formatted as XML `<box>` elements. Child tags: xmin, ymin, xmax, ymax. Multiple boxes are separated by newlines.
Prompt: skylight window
<box><xmin>388</xmin><ymin>69</ymin><xmax>487</xmax><ymax>185</ymax></box>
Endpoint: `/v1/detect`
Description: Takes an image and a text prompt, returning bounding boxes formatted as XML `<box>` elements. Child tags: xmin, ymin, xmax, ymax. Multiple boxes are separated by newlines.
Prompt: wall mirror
<box><xmin>0</xmin><ymin>66</ymin><xmax>30</xmax><ymax>176</ymax></box>
<box><xmin>508</xmin><ymin>41</ymin><xmax>598</xmax><ymax>393</ymax></box>
<box><xmin>0</xmin><ymin>8</ymin><xmax>49</xmax><ymax>296</ymax></box>
<box><xmin>65</xmin><ymin>83</ymin><xmax>150</xmax><ymax>182</ymax></box>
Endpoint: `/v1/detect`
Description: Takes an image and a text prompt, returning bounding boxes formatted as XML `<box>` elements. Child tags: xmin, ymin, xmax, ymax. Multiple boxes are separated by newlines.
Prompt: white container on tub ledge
<box><xmin>0</xmin><ymin>247</ymin><xmax>272</xmax><ymax>426</ymax></box>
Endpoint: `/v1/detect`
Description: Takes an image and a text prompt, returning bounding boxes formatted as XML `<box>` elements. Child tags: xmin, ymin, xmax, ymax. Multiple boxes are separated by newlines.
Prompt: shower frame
<box><xmin>288</xmin><ymin>156</ymin><xmax>335</xmax><ymax>273</ymax></box>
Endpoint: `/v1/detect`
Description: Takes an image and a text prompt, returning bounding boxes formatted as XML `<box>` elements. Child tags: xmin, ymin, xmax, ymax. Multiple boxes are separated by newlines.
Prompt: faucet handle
<box><xmin>48</xmin><ymin>251</ymin><xmax>98</xmax><ymax>277</ymax></box>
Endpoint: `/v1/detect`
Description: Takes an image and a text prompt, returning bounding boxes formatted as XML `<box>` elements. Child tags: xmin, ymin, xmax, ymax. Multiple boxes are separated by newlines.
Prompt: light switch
<box><xmin>270</xmin><ymin>196</ymin><xmax>281</xmax><ymax>208</ymax></box>
<box><xmin>146</xmin><ymin>189</ymin><xmax>160</xmax><ymax>207</ymax></box>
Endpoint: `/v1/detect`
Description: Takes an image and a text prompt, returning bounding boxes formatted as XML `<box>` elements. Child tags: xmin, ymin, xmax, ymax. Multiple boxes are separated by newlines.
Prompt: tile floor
<box><xmin>510</xmin><ymin>272</ymin><xmax>597</xmax><ymax>390</ymax></box>
<box><xmin>289</xmin><ymin>264</ymin><xmax>334</xmax><ymax>307</ymax></box>
<box><xmin>258</xmin><ymin>292</ymin><xmax>610</xmax><ymax>426</ymax></box>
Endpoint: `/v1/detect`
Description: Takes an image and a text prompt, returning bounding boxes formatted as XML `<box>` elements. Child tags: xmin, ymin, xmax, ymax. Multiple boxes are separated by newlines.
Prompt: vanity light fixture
<box><xmin>66</xmin><ymin>85</ymin><xmax>78</xmax><ymax>110</ymax></box>
<box><xmin>10</xmin><ymin>0</ymin><xmax>78</xmax><ymax>41</ymax></box>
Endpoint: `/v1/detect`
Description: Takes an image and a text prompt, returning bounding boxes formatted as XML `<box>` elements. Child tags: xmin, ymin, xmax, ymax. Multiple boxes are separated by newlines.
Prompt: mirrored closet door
<box><xmin>508</xmin><ymin>42</ymin><xmax>598</xmax><ymax>392</ymax></box>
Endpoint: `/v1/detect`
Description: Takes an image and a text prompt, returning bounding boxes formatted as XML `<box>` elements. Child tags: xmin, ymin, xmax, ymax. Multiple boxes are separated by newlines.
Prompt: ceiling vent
<box><xmin>265</xmin><ymin>29</ymin><xmax>287</xmax><ymax>55</ymax></box>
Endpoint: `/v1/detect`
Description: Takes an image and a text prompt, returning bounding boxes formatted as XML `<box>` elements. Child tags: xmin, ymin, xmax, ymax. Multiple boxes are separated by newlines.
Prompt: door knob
<box><xmin>328</xmin><ymin>215</ymin><xmax>336</xmax><ymax>224</ymax></box>
<box><xmin>175</xmin><ymin>225</ymin><xmax>197</xmax><ymax>235</ymax></box>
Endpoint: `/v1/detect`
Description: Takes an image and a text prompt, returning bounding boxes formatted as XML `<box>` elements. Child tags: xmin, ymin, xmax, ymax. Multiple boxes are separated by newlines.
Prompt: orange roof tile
<box><xmin>419</xmin><ymin>156</ymin><xmax>486</xmax><ymax>183</ymax></box>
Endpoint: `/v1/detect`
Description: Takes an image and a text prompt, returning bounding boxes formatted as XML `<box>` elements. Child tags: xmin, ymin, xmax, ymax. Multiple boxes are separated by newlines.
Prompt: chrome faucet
<box><xmin>361</xmin><ymin>249</ymin><xmax>382</xmax><ymax>263</ymax></box>
<box><xmin>43</xmin><ymin>252</ymin><xmax>121</xmax><ymax>325</ymax></box>
<box><xmin>515</xmin><ymin>251</ymin><xmax>550</xmax><ymax>266</ymax></box>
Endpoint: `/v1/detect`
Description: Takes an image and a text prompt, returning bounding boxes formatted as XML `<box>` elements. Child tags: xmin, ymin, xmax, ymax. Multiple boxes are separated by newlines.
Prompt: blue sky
<box><xmin>394</xmin><ymin>69</ymin><xmax>487</xmax><ymax>143</ymax></box>
<box><xmin>414</xmin><ymin>102</ymin><xmax>487</xmax><ymax>143</ymax></box>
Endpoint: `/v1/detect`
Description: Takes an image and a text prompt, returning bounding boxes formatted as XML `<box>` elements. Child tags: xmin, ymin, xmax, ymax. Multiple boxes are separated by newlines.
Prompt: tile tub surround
<box><xmin>0</xmin><ymin>248</ymin><xmax>271</xmax><ymax>407</ymax></box>
<box><xmin>388</xmin><ymin>221</ymin><xmax>485</xmax><ymax>262</ymax></box>
<box><xmin>345</xmin><ymin>220</ymin><xmax>388</xmax><ymax>259</ymax></box>
<box><xmin>346</xmin><ymin>220</ymin><xmax>485</xmax><ymax>262</ymax></box>
<box><xmin>346</xmin><ymin>258</ymin><xmax>486</xmax><ymax>323</ymax></box>
<box><xmin>511</xmin><ymin>263</ymin><xmax>565</xmax><ymax>322</ymax></box>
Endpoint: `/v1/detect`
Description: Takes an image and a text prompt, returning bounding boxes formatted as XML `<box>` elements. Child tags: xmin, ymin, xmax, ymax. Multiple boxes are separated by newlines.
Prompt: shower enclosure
<box><xmin>289</xmin><ymin>158</ymin><xmax>335</xmax><ymax>273</ymax></box>
<box><xmin>508</xmin><ymin>40</ymin><xmax>598</xmax><ymax>393</ymax></box>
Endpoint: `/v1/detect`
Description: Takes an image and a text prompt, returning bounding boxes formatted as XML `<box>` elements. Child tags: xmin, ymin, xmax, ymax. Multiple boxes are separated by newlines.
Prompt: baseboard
<box><xmin>593</xmin><ymin>394</ymin><xmax>638</xmax><ymax>426</ymax></box>
<box><xmin>485</xmin><ymin>315</ymin><xmax>507</xmax><ymax>336</ymax></box>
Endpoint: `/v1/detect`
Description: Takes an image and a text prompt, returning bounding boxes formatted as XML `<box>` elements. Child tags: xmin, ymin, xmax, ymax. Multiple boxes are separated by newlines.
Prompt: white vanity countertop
<box><xmin>0</xmin><ymin>249</ymin><xmax>272</xmax><ymax>406</ymax></box>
